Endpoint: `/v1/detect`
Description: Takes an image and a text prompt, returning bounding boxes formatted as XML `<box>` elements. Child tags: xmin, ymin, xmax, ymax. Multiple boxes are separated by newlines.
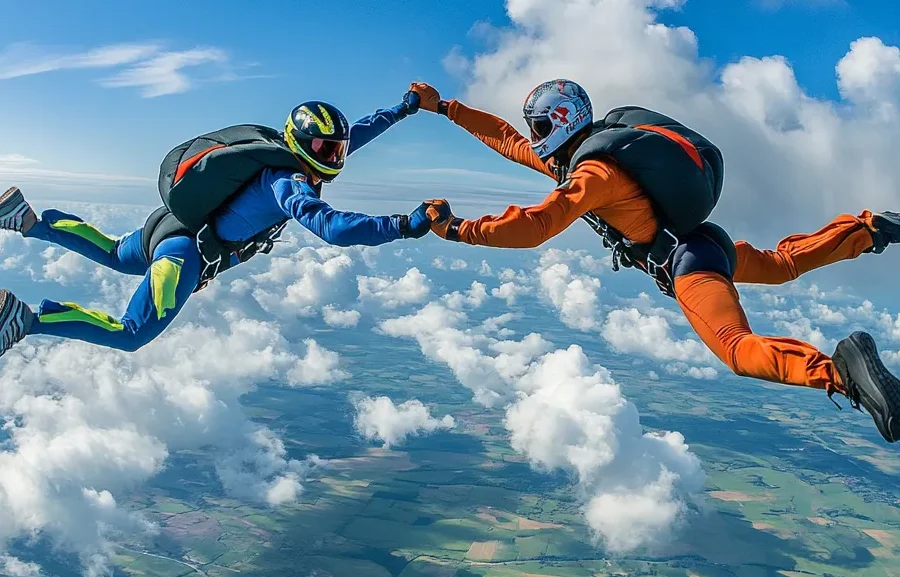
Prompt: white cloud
<box><xmin>322</xmin><ymin>305</ymin><xmax>361</xmax><ymax>328</ymax></box>
<box><xmin>381</xmin><ymin>298</ymin><xmax>704</xmax><ymax>552</ymax></box>
<box><xmin>0</xmin><ymin>154</ymin><xmax>37</xmax><ymax>164</ymax></box>
<box><xmin>286</xmin><ymin>339</ymin><xmax>350</xmax><ymax>385</ymax></box>
<box><xmin>41</xmin><ymin>248</ymin><xmax>88</xmax><ymax>285</ymax></box>
<box><xmin>478</xmin><ymin>260</ymin><xmax>494</xmax><ymax>276</ymax></box>
<box><xmin>538</xmin><ymin>262</ymin><xmax>602</xmax><ymax>331</ymax></box>
<box><xmin>353</xmin><ymin>396</ymin><xmax>455</xmax><ymax>448</ymax></box>
<box><xmin>619</xmin><ymin>292</ymin><xmax>690</xmax><ymax>327</ymax></box>
<box><xmin>540</xmin><ymin>248</ymin><xmax>608</xmax><ymax>275</ymax></box>
<box><xmin>0</xmin><ymin>155</ymin><xmax>154</xmax><ymax>187</ymax></box>
<box><xmin>837</xmin><ymin>37</ymin><xmax>900</xmax><ymax>118</ymax></box>
<box><xmin>245</xmin><ymin>242</ymin><xmax>367</xmax><ymax>318</ymax></box>
<box><xmin>0</xmin><ymin>315</ymin><xmax>328</xmax><ymax>574</ymax></box>
<box><xmin>358</xmin><ymin>267</ymin><xmax>432</xmax><ymax>308</ymax></box>
<box><xmin>0</xmin><ymin>42</ymin><xmax>157</xmax><ymax>79</ymax></box>
<box><xmin>432</xmin><ymin>257</ymin><xmax>468</xmax><ymax>270</ymax></box>
<box><xmin>664</xmin><ymin>362</ymin><xmax>718</xmax><ymax>380</ymax></box>
<box><xmin>442</xmin><ymin>281</ymin><xmax>489</xmax><ymax>310</ymax></box>
<box><xmin>808</xmin><ymin>302</ymin><xmax>847</xmax><ymax>325</ymax></box>
<box><xmin>448</xmin><ymin>0</ymin><xmax>900</xmax><ymax>247</ymax></box>
<box><xmin>0</xmin><ymin>41</ymin><xmax>237</xmax><ymax>98</ymax></box>
<box><xmin>492</xmin><ymin>281</ymin><xmax>530</xmax><ymax>305</ymax></box>
<box><xmin>101</xmin><ymin>47</ymin><xmax>228</xmax><ymax>98</ymax></box>
<box><xmin>602</xmin><ymin>308</ymin><xmax>717</xmax><ymax>365</ymax></box>
<box><xmin>0</xmin><ymin>556</ymin><xmax>41</xmax><ymax>577</ymax></box>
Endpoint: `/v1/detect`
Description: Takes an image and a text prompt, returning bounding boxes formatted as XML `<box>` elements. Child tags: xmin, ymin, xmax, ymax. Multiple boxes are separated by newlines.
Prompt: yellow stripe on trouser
<box><xmin>38</xmin><ymin>302</ymin><xmax>124</xmax><ymax>331</ymax></box>
<box><xmin>50</xmin><ymin>220</ymin><xmax>118</xmax><ymax>253</ymax></box>
<box><xmin>150</xmin><ymin>256</ymin><xmax>183</xmax><ymax>320</ymax></box>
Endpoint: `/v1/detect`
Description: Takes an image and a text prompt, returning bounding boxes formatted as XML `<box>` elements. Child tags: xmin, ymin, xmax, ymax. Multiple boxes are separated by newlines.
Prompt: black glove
<box><xmin>400</xmin><ymin>90</ymin><xmax>421</xmax><ymax>115</ymax></box>
<box><xmin>396</xmin><ymin>203</ymin><xmax>433</xmax><ymax>239</ymax></box>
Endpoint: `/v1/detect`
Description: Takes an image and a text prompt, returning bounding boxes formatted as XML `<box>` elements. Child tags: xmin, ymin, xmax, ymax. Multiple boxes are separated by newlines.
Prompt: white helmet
<box><xmin>523</xmin><ymin>79</ymin><xmax>593</xmax><ymax>161</ymax></box>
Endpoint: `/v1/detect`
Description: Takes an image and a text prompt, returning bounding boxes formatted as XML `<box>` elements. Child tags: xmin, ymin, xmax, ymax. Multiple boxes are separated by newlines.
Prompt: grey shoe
<box><xmin>0</xmin><ymin>289</ymin><xmax>33</xmax><ymax>358</ymax></box>
<box><xmin>831</xmin><ymin>331</ymin><xmax>900</xmax><ymax>443</ymax></box>
<box><xmin>0</xmin><ymin>187</ymin><xmax>37</xmax><ymax>234</ymax></box>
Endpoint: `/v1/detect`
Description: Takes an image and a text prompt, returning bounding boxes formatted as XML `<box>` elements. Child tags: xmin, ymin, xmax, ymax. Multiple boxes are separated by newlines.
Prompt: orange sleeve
<box><xmin>447</xmin><ymin>100</ymin><xmax>555</xmax><ymax>179</ymax></box>
<box><xmin>456</xmin><ymin>160</ymin><xmax>621</xmax><ymax>248</ymax></box>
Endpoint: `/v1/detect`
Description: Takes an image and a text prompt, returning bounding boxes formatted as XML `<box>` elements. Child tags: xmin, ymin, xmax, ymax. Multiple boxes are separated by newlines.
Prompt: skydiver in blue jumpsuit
<box><xmin>0</xmin><ymin>92</ymin><xmax>432</xmax><ymax>355</ymax></box>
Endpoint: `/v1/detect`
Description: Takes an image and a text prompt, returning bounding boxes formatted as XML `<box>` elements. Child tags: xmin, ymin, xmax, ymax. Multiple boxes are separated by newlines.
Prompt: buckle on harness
<box><xmin>196</xmin><ymin>223</ymin><xmax>228</xmax><ymax>288</ymax></box>
<box><xmin>645</xmin><ymin>228</ymin><xmax>679</xmax><ymax>298</ymax></box>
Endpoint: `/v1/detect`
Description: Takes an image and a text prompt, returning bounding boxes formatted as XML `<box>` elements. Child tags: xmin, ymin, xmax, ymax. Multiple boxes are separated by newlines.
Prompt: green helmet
<box><xmin>284</xmin><ymin>100</ymin><xmax>350</xmax><ymax>182</ymax></box>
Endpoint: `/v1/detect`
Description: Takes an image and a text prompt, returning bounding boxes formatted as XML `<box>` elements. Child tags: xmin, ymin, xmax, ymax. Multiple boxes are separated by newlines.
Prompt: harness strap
<box><xmin>580</xmin><ymin>212</ymin><xmax>679</xmax><ymax>298</ymax></box>
<box><xmin>194</xmin><ymin>219</ymin><xmax>288</xmax><ymax>291</ymax></box>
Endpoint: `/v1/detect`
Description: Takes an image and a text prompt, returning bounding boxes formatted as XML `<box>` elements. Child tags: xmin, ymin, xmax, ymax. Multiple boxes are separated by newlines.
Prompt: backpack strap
<box><xmin>141</xmin><ymin>207</ymin><xmax>288</xmax><ymax>293</ymax></box>
<box><xmin>194</xmin><ymin>218</ymin><xmax>289</xmax><ymax>291</ymax></box>
<box><xmin>580</xmin><ymin>212</ymin><xmax>680</xmax><ymax>299</ymax></box>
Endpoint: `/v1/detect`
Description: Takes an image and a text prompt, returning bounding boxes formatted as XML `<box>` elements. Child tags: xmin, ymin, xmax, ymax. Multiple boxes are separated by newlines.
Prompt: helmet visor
<box><xmin>310</xmin><ymin>137</ymin><xmax>348</xmax><ymax>168</ymax></box>
<box><xmin>526</xmin><ymin>115</ymin><xmax>553</xmax><ymax>143</ymax></box>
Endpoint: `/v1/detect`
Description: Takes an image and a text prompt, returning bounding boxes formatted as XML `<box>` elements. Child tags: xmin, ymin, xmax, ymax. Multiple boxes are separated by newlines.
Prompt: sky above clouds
<box><xmin>3</xmin><ymin>0</ymin><xmax>900</xmax><ymax>295</ymax></box>
<box><xmin>3</xmin><ymin>0</ymin><xmax>900</xmax><ymax>574</ymax></box>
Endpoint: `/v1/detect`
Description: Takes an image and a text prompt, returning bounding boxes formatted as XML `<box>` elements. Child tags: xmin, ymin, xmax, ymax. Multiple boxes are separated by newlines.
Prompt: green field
<box><xmin>108</xmin><ymin>329</ymin><xmax>900</xmax><ymax>577</ymax></box>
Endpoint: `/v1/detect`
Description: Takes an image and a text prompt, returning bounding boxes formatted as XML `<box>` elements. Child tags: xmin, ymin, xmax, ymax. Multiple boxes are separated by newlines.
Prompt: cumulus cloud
<box><xmin>0</xmin><ymin>313</ymin><xmax>331</xmax><ymax>573</ymax></box>
<box><xmin>448</xmin><ymin>0</ymin><xmax>900</xmax><ymax>249</ymax></box>
<box><xmin>537</xmin><ymin>261</ymin><xmax>602</xmax><ymax>331</ymax></box>
<box><xmin>492</xmin><ymin>281</ymin><xmax>530</xmax><ymax>305</ymax></box>
<box><xmin>322</xmin><ymin>305</ymin><xmax>361</xmax><ymax>328</ymax></box>
<box><xmin>381</xmin><ymin>299</ymin><xmax>705</xmax><ymax>552</ymax></box>
<box><xmin>286</xmin><ymin>339</ymin><xmax>350</xmax><ymax>385</ymax></box>
<box><xmin>442</xmin><ymin>281</ymin><xmax>489</xmax><ymax>310</ymax></box>
<box><xmin>0</xmin><ymin>556</ymin><xmax>41</xmax><ymax>577</ymax></box>
<box><xmin>240</xmin><ymin>239</ymin><xmax>371</xmax><ymax>321</ymax></box>
<box><xmin>358</xmin><ymin>267</ymin><xmax>432</xmax><ymax>308</ymax></box>
<box><xmin>353</xmin><ymin>396</ymin><xmax>456</xmax><ymax>448</ymax></box>
<box><xmin>433</xmin><ymin>257</ymin><xmax>469</xmax><ymax>270</ymax></box>
<box><xmin>602</xmin><ymin>308</ymin><xmax>718</xmax><ymax>366</ymax></box>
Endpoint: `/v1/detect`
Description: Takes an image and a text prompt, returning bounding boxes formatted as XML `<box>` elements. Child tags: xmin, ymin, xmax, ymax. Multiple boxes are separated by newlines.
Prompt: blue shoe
<box><xmin>0</xmin><ymin>187</ymin><xmax>37</xmax><ymax>235</ymax></box>
<box><xmin>0</xmin><ymin>289</ymin><xmax>33</xmax><ymax>358</ymax></box>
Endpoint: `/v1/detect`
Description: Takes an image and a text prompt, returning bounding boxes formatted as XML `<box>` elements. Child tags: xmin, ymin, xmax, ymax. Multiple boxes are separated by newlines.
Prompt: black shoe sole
<box><xmin>834</xmin><ymin>331</ymin><xmax>900</xmax><ymax>443</ymax></box>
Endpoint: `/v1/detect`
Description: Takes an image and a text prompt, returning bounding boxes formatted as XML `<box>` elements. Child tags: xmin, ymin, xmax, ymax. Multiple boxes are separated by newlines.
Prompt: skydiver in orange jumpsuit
<box><xmin>409</xmin><ymin>79</ymin><xmax>900</xmax><ymax>444</ymax></box>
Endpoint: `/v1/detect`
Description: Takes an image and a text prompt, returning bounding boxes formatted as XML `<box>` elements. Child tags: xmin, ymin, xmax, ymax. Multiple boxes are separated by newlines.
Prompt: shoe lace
<box><xmin>828</xmin><ymin>380</ymin><xmax>862</xmax><ymax>412</ymax></box>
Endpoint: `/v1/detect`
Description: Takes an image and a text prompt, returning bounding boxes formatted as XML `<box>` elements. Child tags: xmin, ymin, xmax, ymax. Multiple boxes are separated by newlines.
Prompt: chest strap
<box><xmin>580</xmin><ymin>212</ymin><xmax>679</xmax><ymax>298</ymax></box>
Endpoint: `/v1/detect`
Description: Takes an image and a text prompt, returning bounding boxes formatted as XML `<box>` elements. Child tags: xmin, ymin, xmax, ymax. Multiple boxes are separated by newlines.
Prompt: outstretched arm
<box><xmin>427</xmin><ymin>160</ymin><xmax>636</xmax><ymax>248</ymax></box>
<box><xmin>409</xmin><ymin>83</ymin><xmax>555</xmax><ymax>179</ymax></box>
<box><xmin>274</xmin><ymin>177</ymin><xmax>402</xmax><ymax>246</ymax></box>
<box><xmin>347</xmin><ymin>91</ymin><xmax>420</xmax><ymax>155</ymax></box>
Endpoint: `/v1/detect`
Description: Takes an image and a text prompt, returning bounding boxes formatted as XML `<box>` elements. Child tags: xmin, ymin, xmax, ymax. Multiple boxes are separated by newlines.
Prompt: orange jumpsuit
<box><xmin>443</xmin><ymin>100</ymin><xmax>879</xmax><ymax>395</ymax></box>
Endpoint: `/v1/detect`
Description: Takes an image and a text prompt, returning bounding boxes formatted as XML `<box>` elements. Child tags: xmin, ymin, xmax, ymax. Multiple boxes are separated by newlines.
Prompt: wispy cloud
<box><xmin>0</xmin><ymin>154</ymin><xmax>153</xmax><ymax>187</ymax></box>
<box><xmin>100</xmin><ymin>48</ymin><xmax>228</xmax><ymax>98</ymax></box>
<box><xmin>0</xmin><ymin>41</ymin><xmax>240</xmax><ymax>97</ymax></box>
<box><xmin>0</xmin><ymin>42</ymin><xmax>158</xmax><ymax>80</ymax></box>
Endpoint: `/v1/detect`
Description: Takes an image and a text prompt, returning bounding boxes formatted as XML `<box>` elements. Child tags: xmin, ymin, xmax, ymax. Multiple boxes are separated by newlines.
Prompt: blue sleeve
<box><xmin>273</xmin><ymin>177</ymin><xmax>402</xmax><ymax>247</ymax></box>
<box><xmin>347</xmin><ymin>103</ymin><xmax>408</xmax><ymax>156</ymax></box>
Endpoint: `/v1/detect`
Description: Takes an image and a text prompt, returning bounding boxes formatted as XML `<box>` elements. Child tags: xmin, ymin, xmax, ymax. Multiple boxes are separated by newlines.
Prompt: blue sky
<box><xmin>1</xmin><ymin>0</ymin><xmax>899</xmax><ymax>230</ymax></box>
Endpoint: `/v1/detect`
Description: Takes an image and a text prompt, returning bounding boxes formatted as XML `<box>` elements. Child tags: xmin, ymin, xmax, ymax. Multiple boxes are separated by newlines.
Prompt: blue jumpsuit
<box><xmin>25</xmin><ymin>104</ymin><xmax>412</xmax><ymax>351</ymax></box>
